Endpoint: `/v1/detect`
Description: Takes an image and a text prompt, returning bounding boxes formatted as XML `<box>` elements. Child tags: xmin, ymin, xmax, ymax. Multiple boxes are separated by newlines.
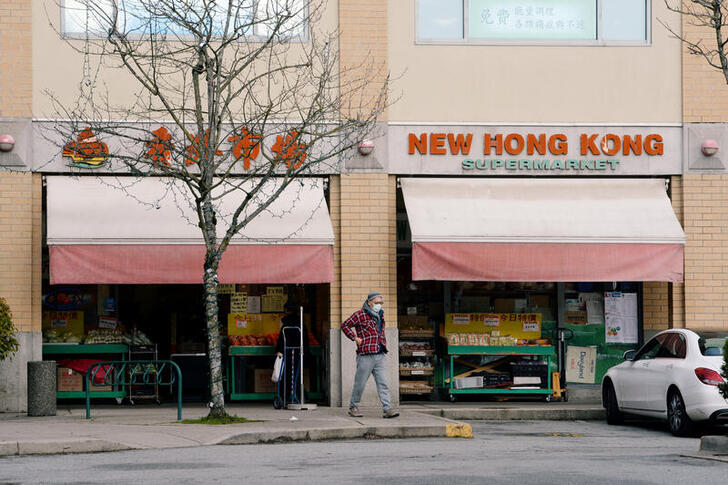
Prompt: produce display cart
<box><xmin>445</xmin><ymin>345</ymin><xmax>555</xmax><ymax>401</ymax></box>
<box><xmin>43</xmin><ymin>343</ymin><xmax>128</xmax><ymax>400</ymax></box>
<box><xmin>227</xmin><ymin>345</ymin><xmax>323</xmax><ymax>401</ymax></box>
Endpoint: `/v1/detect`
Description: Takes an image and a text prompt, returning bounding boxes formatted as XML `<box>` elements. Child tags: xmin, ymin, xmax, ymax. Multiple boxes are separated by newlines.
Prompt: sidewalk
<box><xmin>0</xmin><ymin>399</ymin><xmax>605</xmax><ymax>457</ymax></box>
<box><xmin>0</xmin><ymin>403</ymin><xmax>470</xmax><ymax>457</ymax></box>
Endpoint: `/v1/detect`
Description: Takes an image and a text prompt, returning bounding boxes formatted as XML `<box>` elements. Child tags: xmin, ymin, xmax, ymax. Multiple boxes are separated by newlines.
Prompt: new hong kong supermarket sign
<box><xmin>389</xmin><ymin>125</ymin><xmax>683</xmax><ymax>176</ymax></box>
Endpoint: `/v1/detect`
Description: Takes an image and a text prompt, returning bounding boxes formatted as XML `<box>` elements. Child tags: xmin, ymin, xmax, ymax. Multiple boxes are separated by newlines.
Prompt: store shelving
<box><xmin>445</xmin><ymin>345</ymin><xmax>555</xmax><ymax>401</ymax></box>
<box><xmin>399</xmin><ymin>328</ymin><xmax>436</xmax><ymax>397</ymax></box>
<box><xmin>42</xmin><ymin>343</ymin><xmax>128</xmax><ymax>400</ymax></box>
<box><xmin>227</xmin><ymin>345</ymin><xmax>323</xmax><ymax>401</ymax></box>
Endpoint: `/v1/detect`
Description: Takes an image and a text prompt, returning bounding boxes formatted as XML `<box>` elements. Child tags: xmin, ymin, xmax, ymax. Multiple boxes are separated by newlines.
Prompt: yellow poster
<box><xmin>266</xmin><ymin>286</ymin><xmax>285</xmax><ymax>295</ymax></box>
<box><xmin>230</xmin><ymin>292</ymin><xmax>248</xmax><ymax>313</ymax></box>
<box><xmin>42</xmin><ymin>311</ymin><xmax>85</xmax><ymax>337</ymax></box>
<box><xmin>217</xmin><ymin>284</ymin><xmax>236</xmax><ymax>295</ymax></box>
<box><xmin>262</xmin><ymin>294</ymin><xmax>287</xmax><ymax>312</ymax></box>
<box><xmin>445</xmin><ymin>313</ymin><xmax>542</xmax><ymax>340</ymax></box>
<box><xmin>227</xmin><ymin>313</ymin><xmax>284</xmax><ymax>336</ymax></box>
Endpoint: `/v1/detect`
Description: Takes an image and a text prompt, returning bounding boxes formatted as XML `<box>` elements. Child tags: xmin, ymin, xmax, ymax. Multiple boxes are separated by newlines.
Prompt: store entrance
<box><xmin>41</xmin><ymin>282</ymin><xmax>329</xmax><ymax>404</ymax></box>
<box><xmin>395</xmin><ymin>187</ymin><xmax>645</xmax><ymax>402</ymax></box>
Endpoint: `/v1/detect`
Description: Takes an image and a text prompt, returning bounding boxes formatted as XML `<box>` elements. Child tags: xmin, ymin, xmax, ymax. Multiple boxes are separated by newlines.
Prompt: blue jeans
<box><xmin>349</xmin><ymin>353</ymin><xmax>392</xmax><ymax>411</ymax></box>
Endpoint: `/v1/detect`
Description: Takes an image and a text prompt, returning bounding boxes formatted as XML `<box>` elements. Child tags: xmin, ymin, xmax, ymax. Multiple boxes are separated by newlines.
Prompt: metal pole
<box><xmin>85</xmin><ymin>368</ymin><xmax>92</xmax><ymax>419</ymax></box>
<box><xmin>299</xmin><ymin>305</ymin><xmax>305</xmax><ymax>405</ymax></box>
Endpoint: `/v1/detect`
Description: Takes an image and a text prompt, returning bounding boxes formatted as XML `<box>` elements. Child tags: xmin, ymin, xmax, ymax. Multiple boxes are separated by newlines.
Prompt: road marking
<box><xmin>446</xmin><ymin>423</ymin><xmax>473</xmax><ymax>438</ymax></box>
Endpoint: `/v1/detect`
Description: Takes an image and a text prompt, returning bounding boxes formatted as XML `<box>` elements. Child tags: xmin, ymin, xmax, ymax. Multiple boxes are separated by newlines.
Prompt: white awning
<box><xmin>401</xmin><ymin>178</ymin><xmax>686</xmax><ymax>282</ymax></box>
<box><xmin>47</xmin><ymin>176</ymin><xmax>334</xmax><ymax>284</ymax></box>
<box><xmin>47</xmin><ymin>176</ymin><xmax>334</xmax><ymax>245</ymax></box>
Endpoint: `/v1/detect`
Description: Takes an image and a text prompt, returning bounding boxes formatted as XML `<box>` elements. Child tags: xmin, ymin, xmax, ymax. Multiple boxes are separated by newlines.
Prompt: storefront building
<box><xmin>2</xmin><ymin>1</ymin><xmax>728</xmax><ymax>411</ymax></box>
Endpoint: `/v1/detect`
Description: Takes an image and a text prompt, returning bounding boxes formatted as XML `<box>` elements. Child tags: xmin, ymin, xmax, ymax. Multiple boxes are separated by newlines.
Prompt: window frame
<box><xmin>59</xmin><ymin>0</ymin><xmax>310</xmax><ymax>43</ymax></box>
<box><xmin>414</xmin><ymin>0</ymin><xmax>651</xmax><ymax>47</ymax></box>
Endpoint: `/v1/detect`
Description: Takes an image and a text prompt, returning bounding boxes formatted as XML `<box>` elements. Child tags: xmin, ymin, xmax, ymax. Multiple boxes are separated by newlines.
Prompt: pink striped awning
<box><xmin>401</xmin><ymin>178</ymin><xmax>686</xmax><ymax>283</ymax></box>
<box><xmin>47</xmin><ymin>177</ymin><xmax>334</xmax><ymax>284</ymax></box>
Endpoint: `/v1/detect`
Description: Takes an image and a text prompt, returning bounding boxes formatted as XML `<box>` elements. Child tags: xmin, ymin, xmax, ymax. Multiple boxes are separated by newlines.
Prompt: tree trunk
<box><xmin>203</xmin><ymin>258</ymin><xmax>227</xmax><ymax>419</ymax></box>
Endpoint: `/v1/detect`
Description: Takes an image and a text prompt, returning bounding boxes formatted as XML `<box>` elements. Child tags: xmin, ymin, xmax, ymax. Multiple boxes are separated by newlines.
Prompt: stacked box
<box><xmin>510</xmin><ymin>361</ymin><xmax>548</xmax><ymax>387</ymax></box>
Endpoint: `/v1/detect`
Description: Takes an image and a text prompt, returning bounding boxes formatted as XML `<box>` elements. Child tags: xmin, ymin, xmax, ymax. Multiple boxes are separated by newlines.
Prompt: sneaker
<box><xmin>348</xmin><ymin>406</ymin><xmax>363</xmax><ymax>417</ymax></box>
<box><xmin>383</xmin><ymin>408</ymin><xmax>399</xmax><ymax>419</ymax></box>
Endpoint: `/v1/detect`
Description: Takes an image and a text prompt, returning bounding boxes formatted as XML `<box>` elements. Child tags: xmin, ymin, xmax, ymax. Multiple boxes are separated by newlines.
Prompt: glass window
<box><xmin>601</xmin><ymin>0</ymin><xmax>646</xmax><ymax>41</ymax></box>
<box><xmin>417</xmin><ymin>0</ymin><xmax>464</xmax><ymax>40</ymax></box>
<box><xmin>468</xmin><ymin>0</ymin><xmax>596</xmax><ymax>41</ymax></box>
<box><xmin>698</xmin><ymin>333</ymin><xmax>728</xmax><ymax>357</ymax></box>
<box><xmin>656</xmin><ymin>333</ymin><xmax>686</xmax><ymax>359</ymax></box>
<box><xmin>61</xmin><ymin>0</ymin><xmax>304</xmax><ymax>39</ymax></box>
<box><xmin>416</xmin><ymin>0</ymin><xmax>649</xmax><ymax>44</ymax></box>
<box><xmin>634</xmin><ymin>336</ymin><xmax>663</xmax><ymax>361</ymax></box>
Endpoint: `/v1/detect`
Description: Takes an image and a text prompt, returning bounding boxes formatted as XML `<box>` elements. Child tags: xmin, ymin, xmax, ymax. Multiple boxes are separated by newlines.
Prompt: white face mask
<box><xmin>372</xmin><ymin>303</ymin><xmax>383</xmax><ymax>313</ymax></box>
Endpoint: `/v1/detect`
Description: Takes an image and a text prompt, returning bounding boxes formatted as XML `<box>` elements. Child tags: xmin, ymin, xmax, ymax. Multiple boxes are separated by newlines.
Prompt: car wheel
<box><xmin>604</xmin><ymin>382</ymin><xmax>623</xmax><ymax>425</ymax></box>
<box><xmin>667</xmin><ymin>389</ymin><xmax>694</xmax><ymax>437</ymax></box>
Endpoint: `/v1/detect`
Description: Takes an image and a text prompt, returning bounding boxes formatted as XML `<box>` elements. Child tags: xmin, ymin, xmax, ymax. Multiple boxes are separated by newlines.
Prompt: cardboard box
<box><xmin>566</xmin><ymin>346</ymin><xmax>597</xmax><ymax>384</ymax></box>
<box><xmin>454</xmin><ymin>376</ymin><xmax>483</xmax><ymax>389</ymax></box>
<box><xmin>57</xmin><ymin>367</ymin><xmax>83</xmax><ymax>392</ymax></box>
<box><xmin>565</xmin><ymin>311</ymin><xmax>588</xmax><ymax>325</ymax></box>
<box><xmin>529</xmin><ymin>295</ymin><xmax>551</xmax><ymax>308</ymax></box>
<box><xmin>254</xmin><ymin>368</ymin><xmax>276</xmax><ymax>393</ymax></box>
<box><xmin>398</xmin><ymin>315</ymin><xmax>429</xmax><ymax>328</ymax></box>
<box><xmin>255</xmin><ymin>368</ymin><xmax>311</xmax><ymax>393</ymax></box>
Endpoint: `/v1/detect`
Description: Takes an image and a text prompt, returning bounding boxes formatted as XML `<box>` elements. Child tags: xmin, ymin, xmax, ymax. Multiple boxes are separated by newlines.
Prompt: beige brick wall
<box><xmin>680</xmin><ymin>174</ymin><xmax>728</xmax><ymax>330</ymax></box>
<box><xmin>331</xmin><ymin>174</ymin><xmax>397</xmax><ymax>328</ymax></box>
<box><xmin>682</xmin><ymin>7</ymin><xmax>728</xmax><ymax>122</ymax></box>
<box><xmin>0</xmin><ymin>172</ymin><xmax>42</xmax><ymax>333</ymax></box>
<box><xmin>338</xmin><ymin>0</ymin><xmax>388</xmax><ymax>120</ymax></box>
<box><xmin>670</xmin><ymin>175</ymin><xmax>685</xmax><ymax>329</ymax></box>
<box><xmin>0</xmin><ymin>0</ymin><xmax>32</xmax><ymax>118</ymax></box>
<box><xmin>643</xmin><ymin>282</ymin><xmax>669</xmax><ymax>331</ymax></box>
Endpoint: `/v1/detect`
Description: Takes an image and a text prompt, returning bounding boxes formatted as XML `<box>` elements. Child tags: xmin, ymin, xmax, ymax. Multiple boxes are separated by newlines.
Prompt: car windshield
<box><xmin>697</xmin><ymin>333</ymin><xmax>728</xmax><ymax>357</ymax></box>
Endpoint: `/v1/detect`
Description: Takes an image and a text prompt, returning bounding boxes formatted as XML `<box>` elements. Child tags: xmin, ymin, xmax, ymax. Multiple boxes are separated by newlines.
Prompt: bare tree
<box><xmin>662</xmin><ymin>0</ymin><xmax>728</xmax><ymax>83</ymax></box>
<box><xmin>43</xmin><ymin>0</ymin><xmax>387</xmax><ymax>418</ymax></box>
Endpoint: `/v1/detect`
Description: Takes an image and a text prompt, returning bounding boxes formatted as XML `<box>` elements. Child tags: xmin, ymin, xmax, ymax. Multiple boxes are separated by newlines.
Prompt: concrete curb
<box><xmin>419</xmin><ymin>407</ymin><xmax>605</xmax><ymax>421</ymax></box>
<box><xmin>0</xmin><ymin>439</ymin><xmax>132</xmax><ymax>456</ymax></box>
<box><xmin>218</xmin><ymin>423</ymin><xmax>473</xmax><ymax>445</ymax></box>
<box><xmin>699</xmin><ymin>435</ymin><xmax>728</xmax><ymax>455</ymax></box>
<box><xmin>0</xmin><ymin>422</ymin><xmax>474</xmax><ymax>456</ymax></box>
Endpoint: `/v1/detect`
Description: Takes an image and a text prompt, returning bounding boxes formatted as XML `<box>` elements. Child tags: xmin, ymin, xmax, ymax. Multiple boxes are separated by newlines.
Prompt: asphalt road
<box><xmin>0</xmin><ymin>420</ymin><xmax>725</xmax><ymax>484</ymax></box>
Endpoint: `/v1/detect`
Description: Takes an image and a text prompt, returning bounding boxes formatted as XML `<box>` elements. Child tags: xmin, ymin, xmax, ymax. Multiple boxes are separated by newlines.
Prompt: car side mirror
<box><xmin>623</xmin><ymin>350</ymin><xmax>636</xmax><ymax>361</ymax></box>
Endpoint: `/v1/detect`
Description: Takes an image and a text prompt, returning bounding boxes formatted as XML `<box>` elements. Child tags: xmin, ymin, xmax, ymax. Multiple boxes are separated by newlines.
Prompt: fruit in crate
<box><xmin>43</xmin><ymin>329</ymin><xmax>81</xmax><ymax>343</ymax></box>
<box><xmin>84</xmin><ymin>328</ymin><xmax>125</xmax><ymax>344</ymax></box>
<box><xmin>228</xmin><ymin>332</ymin><xmax>319</xmax><ymax>347</ymax></box>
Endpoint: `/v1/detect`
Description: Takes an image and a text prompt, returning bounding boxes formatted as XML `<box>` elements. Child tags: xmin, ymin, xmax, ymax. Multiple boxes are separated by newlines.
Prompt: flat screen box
<box><xmin>57</xmin><ymin>367</ymin><xmax>82</xmax><ymax>392</ymax></box>
<box><xmin>453</xmin><ymin>376</ymin><xmax>483</xmax><ymax>389</ymax></box>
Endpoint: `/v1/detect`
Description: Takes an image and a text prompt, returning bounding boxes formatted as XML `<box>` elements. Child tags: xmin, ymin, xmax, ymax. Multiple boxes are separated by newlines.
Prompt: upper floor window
<box><xmin>61</xmin><ymin>0</ymin><xmax>307</xmax><ymax>40</ymax></box>
<box><xmin>416</xmin><ymin>0</ymin><xmax>648</xmax><ymax>45</ymax></box>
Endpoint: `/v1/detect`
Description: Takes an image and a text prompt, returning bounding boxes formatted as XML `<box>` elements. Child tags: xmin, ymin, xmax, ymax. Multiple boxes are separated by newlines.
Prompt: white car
<box><xmin>602</xmin><ymin>328</ymin><xmax>728</xmax><ymax>436</ymax></box>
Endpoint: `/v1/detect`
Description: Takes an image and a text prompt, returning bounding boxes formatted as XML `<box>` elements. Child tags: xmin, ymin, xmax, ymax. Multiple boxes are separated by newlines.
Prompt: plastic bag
<box><xmin>271</xmin><ymin>354</ymin><xmax>283</xmax><ymax>383</ymax></box>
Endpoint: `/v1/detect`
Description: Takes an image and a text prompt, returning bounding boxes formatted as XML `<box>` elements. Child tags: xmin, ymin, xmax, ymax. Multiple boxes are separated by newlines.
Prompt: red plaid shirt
<box><xmin>341</xmin><ymin>308</ymin><xmax>388</xmax><ymax>355</ymax></box>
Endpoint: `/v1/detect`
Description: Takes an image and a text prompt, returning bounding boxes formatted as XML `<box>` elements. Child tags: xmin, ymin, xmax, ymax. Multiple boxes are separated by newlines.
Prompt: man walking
<box><xmin>341</xmin><ymin>291</ymin><xmax>399</xmax><ymax>418</ymax></box>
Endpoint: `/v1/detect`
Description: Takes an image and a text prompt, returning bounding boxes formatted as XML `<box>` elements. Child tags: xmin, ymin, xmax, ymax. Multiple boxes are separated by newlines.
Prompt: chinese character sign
<box><xmin>145</xmin><ymin>127</ymin><xmax>174</xmax><ymax>166</ymax></box>
<box><xmin>272</xmin><ymin>130</ymin><xmax>307</xmax><ymax>169</ymax></box>
<box><xmin>469</xmin><ymin>0</ymin><xmax>596</xmax><ymax>40</ymax></box>
<box><xmin>62</xmin><ymin>128</ymin><xmax>109</xmax><ymax>168</ymax></box>
<box><xmin>185</xmin><ymin>129</ymin><xmax>223</xmax><ymax>166</ymax></box>
<box><xmin>228</xmin><ymin>127</ymin><xmax>261</xmax><ymax>170</ymax></box>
